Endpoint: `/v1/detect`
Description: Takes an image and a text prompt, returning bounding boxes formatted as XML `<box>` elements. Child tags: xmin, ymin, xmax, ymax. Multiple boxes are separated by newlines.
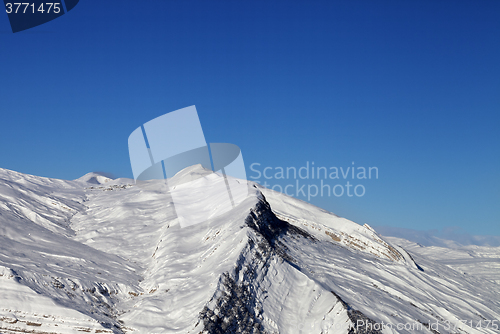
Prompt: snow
<box><xmin>76</xmin><ymin>172</ymin><xmax>114</xmax><ymax>185</ymax></box>
<box><xmin>384</xmin><ymin>236</ymin><xmax>500</xmax><ymax>285</ymax></box>
<box><xmin>0</xmin><ymin>265</ymin><xmax>110</xmax><ymax>334</ymax></box>
<box><xmin>0</xmin><ymin>166</ymin><xmax>499</xmax><ymax>333</ymax></box>
<box><xmin>373</xmin><ymin>226</ymin><xmax>500</xmax><ymax>248</ymax></box>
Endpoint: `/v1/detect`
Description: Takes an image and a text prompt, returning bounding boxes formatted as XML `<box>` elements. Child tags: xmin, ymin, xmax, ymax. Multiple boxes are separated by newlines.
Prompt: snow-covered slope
<box><xmin>76</xmin><ymin>172</ymin><xmax>113</xmax><ymax>185</ymax></box>
<box><xmin>383</xmin><ymin>236</ymin><xmax>500</xmax><ymax>285</ymax></box>
<box><xmin>0</xmin><ymin>166</ymin><xmax>499</xmax><ymax>334</ymax></box>
<box><xmin>372</xmin><ymin>226</ymin><xmax>500</xmax><ymax>248</ymax></box>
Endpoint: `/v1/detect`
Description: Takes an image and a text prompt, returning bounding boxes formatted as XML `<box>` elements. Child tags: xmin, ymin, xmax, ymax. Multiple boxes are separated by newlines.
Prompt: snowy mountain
<box><xmin>0</xmin><ymin>166</ymin><xmax>499</xmax><ymax>334</ymax></box>
<box><xmin>372</xmin><ymin>226</ymin><xmax>500</xmax><ymax>248</ymax></box>
<box><xmin>76</xmin><ymin>172</ymin><xmax>114</xmax><ymax>185</ymax></box>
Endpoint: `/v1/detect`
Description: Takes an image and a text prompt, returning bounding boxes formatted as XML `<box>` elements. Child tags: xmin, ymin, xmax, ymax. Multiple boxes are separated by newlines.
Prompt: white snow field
<box><xmin>0</xmin><ymin>166</ymin><xmax>499</xmax><ymax>334</ymax></box>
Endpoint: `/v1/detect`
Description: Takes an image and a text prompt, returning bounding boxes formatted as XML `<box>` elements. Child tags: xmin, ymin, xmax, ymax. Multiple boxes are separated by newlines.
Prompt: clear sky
<box><xmin>1</xmin><ymin>1</ymin><xmax>498</xmax><ymax>236</ymax></box>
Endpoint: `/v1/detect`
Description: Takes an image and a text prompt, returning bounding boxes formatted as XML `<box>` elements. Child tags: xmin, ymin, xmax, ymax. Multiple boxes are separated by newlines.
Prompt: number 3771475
<box><xmin>5</xmin><ymin>3</ymin><xmax>61</xmax><ymax>14</ymax></box>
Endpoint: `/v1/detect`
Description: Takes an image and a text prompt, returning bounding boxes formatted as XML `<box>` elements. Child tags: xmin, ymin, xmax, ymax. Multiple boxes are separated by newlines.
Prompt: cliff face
<box><xmin>198</xmin><ymin>195</ymin><xmax>383</xmax><ymax>334</ymax></box>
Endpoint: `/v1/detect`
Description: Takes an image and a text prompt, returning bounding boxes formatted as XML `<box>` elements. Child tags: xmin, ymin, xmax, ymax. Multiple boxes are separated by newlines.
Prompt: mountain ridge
<box><xmin>0</xmin><ymin>167</ymin><xmax>499</xmax><ymax>333</ymax></box>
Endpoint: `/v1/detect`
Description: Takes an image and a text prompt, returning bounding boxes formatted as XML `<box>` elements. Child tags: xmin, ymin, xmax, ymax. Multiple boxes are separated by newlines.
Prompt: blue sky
<box><xmin>1</xmin><ymin>1</ymin><xmax>498</xmax><ymax>236</ymax></box>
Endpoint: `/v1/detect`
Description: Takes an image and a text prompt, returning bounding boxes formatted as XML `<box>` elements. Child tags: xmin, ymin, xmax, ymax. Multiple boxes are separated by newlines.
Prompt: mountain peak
<box><xmin>76</xmin><ymin>172</ymin><xmax>113</xmax><ymax>185</ymax></box>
